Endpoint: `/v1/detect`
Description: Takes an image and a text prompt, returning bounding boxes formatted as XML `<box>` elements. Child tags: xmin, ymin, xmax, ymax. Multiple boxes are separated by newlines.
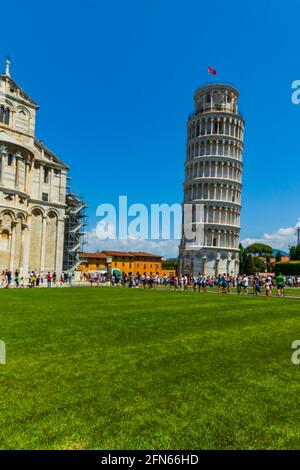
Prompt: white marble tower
<box><xmin>178</xmin><ymin>83</ymin><xmax>244</xmax><ymax>276</ymax></box>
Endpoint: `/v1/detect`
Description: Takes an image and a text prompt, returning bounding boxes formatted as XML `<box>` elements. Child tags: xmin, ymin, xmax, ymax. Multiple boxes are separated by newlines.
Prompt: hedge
<box><xmin>274</xmin><ymin>262</ymin><xmax>300</xmax><ymax>275</ymax></box>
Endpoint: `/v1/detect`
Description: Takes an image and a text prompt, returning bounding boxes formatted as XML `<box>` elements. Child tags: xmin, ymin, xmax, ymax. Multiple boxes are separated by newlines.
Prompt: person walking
<box><xmin>276</xmin><ymin>272</ymin><xmax>285</xmax><ymax>297</ymax></box>
<box><xmin>5</xmin><ymin>269</ymin><xmax>12</xmax><ymax>288</ymax></box>
<box><xmin>14</xmin><ymin>269</ymin><xmax>19</xmax><ymax>288</ymax></box>
<box><xmin>242</xmin><ymin>275</ymin><xmax>249</xmax><ymax>294</ymax></box>
<box><xmin>47</xmin><ymin>272</ymin><xmax>52</xmax><ymax>288</ymax></box>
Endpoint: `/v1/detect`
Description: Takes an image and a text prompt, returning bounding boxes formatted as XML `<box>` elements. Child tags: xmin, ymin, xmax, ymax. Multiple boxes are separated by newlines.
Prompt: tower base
<box><xmin>178</xmin><ymin>247</ymin><xmax>240</xmax><ymax>277</ymax></box>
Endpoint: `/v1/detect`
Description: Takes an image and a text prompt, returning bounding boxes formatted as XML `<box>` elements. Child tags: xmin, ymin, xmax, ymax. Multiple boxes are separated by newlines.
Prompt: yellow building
<box><xmin>79</xmin><ymin>252</ymin><xmax>107</xmax><ymax>272</ymax></box>
<box><xmin>78</xmin><ymin>251</ymin><xmax>174</xmax><ymax>276</ymax></box>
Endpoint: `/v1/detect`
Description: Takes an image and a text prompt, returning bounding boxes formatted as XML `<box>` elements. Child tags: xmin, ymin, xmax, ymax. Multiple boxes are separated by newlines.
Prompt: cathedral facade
<box><xmin>0</xmin><ymin>58</ymin><xmax>68</xmax><ymax>275</ymax></box>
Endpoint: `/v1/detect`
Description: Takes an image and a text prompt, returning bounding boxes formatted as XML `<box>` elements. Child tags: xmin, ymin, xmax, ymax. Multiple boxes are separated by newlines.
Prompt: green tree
<box><xmin>239</xmin><ymin>243</ymin><xmax>248</xmax><ymax>273</ymax></box>
<box><xmin>162</xmin><ymin>259</ymin><xmax>178</xmax><ymax>270</ymax></box>
<box><xmin>246</xmin><ymin>243</ymin><xmax>273</xmax><ymax>257</ymax></box>
<box><xmin>275</xmin><ymin>251</ymin><xmax>282</xmax><ymax>262</ymax></box>
<box><xmin>245</xmin><ymin>254</ymin><xmax>255</xmax><ymax>275</ymax></box>
<box><xmin>290</xmin><ymin>244</ymin><xmax>300</xmax><ymax>261</ymax></box>
<box><xmin>253</xmin><ymin>257</ymin><xmax>266</xmax><ymax>272</ymax></box>
<box><xmin>290</xmin><ymin>246</ymin><xmax>296</xmax><ymax>260</ymax></box>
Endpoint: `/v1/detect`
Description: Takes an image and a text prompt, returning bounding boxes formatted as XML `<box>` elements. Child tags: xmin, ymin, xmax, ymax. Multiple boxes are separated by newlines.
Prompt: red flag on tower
<box><xmin>208</xmin><ymin>66</ymin><xmax>217</xmax><ymax>75</ymax></box>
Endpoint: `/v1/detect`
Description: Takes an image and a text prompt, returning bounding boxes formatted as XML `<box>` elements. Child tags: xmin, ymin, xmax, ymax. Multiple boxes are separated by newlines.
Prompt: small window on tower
<box><xmin>44</xmin><ymin>168</ymin><xmax>49</xmax><ymax>183</ymax></box>
<box><xmin>7</xmin><ymin>154</ymin><xmax>13</xmax><ymax>166</ymax></box>
<box><xmin>42</xmin><ymin>192</ymin><xmax>49</xmax><ymax>202</ymax></box>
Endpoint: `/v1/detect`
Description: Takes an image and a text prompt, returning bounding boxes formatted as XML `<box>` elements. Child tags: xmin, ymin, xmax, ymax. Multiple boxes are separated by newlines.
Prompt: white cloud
<box><xmin>241</xmin><ymin>219</ymin><xmax>300</xmax><ymax>251</ymax></box>
<box><xmin>86</xmin><ymin>219</ymin><xmax>300</xmax><ymax>259</ymax></box>
<box><xmin>86</xmin><ymin>229</ymin><xmax>179</xmax><ymax>259</ymax></box>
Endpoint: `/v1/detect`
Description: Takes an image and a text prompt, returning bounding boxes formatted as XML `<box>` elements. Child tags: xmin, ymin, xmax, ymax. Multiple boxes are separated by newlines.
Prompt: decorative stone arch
<box><xmin>0</xmin><ymin>99</ymin><xmax>13</xmax><ymax>126</ymax></box>
<box><xmin>31</xmin><ymin>206</ymin><xmax>45</xmax><ymax>217</ymax></box>
<box><xmin>15</xmin><ymin>105</ymin><xmax>30</xmax><ymax>116</ymax></box>
<box><xmin>0</xmin><ymin>98</ymin><xmax>14</xmax><ymax>111</ymax></box>
<box><xmin>1</xmin><ymin>208</ymin><xmax>16</xmax><ymax>218</ymax></box>
<box><xmin>15</xmin><ymin>105</ymin><xmax>31</xmax><ymax>133</ymax></box>
<box><xmin>46</xmin><ymin>209</ymin><xmax>59</xmax><ymax>219</ymax></box>
<box><xmin>15</xmin><ymin>212</ymin><xmax>26</xmax><ymax>223</ymax></box>
<box><xmin>0</xmin><ymin>210</ymin><xmax>16</xmax><ymax>227</ymax></box>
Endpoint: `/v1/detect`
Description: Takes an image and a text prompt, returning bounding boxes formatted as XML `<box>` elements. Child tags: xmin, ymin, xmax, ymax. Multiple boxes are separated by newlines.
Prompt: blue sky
<box><xmin>2</xmin><ymin>0</ymin><xmax>300</xmax><ymax>256</ymax></box>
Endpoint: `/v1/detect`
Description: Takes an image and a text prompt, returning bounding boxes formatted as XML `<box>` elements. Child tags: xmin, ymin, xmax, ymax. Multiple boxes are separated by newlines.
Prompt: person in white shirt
<box><xmin>242</xmin><ymin>275</ymin><xmax>249</xmax><ymax>294</ymax></box>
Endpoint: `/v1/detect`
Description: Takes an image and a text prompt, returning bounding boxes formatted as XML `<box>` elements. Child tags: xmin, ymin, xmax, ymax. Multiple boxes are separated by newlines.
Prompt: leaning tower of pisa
<box><xmin>178</xmin><ymin>83</ymin><xmax>244</xmax><ymax>276</ymax></box>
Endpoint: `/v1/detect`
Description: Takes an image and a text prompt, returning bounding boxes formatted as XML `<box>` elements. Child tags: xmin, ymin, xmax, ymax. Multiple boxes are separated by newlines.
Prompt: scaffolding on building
<box><xmin>63</xmin><ymin>192</ymin><xmax>88</xmax><ymax>271</ymax></box>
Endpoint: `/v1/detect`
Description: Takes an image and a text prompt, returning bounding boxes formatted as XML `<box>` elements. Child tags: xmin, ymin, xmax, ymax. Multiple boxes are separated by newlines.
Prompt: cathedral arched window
<box><xmin>0</xmin><ymin>106</ymin><xmax>10</xmax><ymax>125</ymax></box>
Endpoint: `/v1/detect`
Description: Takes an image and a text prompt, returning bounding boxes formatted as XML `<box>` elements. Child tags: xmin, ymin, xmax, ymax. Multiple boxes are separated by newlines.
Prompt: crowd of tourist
<box><xmin>81</xmin><ymin>271</ymin><xmax>299</xmax><ymax>297</ymax></box>
<box><xmin>0</xmin><ymin>269</ymin><xmax>299</xmax><ymax>297</ymax></box>
<box><xmin>105</xmin><ymin>272</ymin><xmax>294</xmax><ymax>297</ymax></box>
<box><xmin>0</xmin><ymin>270</ymin><xmax>74</xmax><ymax>288</ymax></box>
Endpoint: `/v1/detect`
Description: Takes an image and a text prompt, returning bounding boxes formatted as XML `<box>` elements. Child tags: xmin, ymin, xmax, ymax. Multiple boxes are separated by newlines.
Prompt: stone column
<box><xmin>9</xmin><ymin>221</ymin><xmax>17</xmax><ymax>272</ymax></box>
<box><xmin>217</xmin><ymin>230</ymin><xmax>221</xmax><ymax>247</ymax></box>
<box><xmin>49</xmin><ymin>168</ymin><xmax>54</xmax><ymax>202</ymax></box>
<box><xmin>55</xmin><ymin>218</ymin><xmax>65</xmax><ymax>274</ymax></box>
<box><xmin>215</xmin><ymin>255</ymin><xmax>220</xmax><ymax>276</ymax></box>
<box><xmin>24</xmin><ymin>158</ymin><xmax>32</xmax><ymax>193</ymax></box>
<box><xmin>224</xmin><ymin>207</ymin><xmax>228</xmax><ymax>225</ymax></box>
<box><xmin>20</xmin><ymin>222</ymin><xmax>30</xmax><ymax>277</ymax></box>
<box><xmin>226</xmin><ymin>185</ymin><xmax>230</xmax><ymax>201</ymax></box>
<box><xmin>24</xmin><ymin>161</ymin><xmax>28</xmax><ymax>192</ymax></box>
<box><xmin>60</xmin><ymin>171</ymin><xmax>67</xmax><ymax>203</ymax></box>
<box><xmin>38</xmin><ymin>165</ymin><xmax>43</xmax><ymax>200</ymax></box>
<box><xmin>226</xmin><ymin>258</ymin><xmax>231</xmax><ymax>275</ymax></box>
<box><xmin>15</xmin><ymin>151</ymin><xmax>22</xmax><ymax>190</ymax></box>
<box><xmin>0</xmin><ymin>146</ymin><xmax>8</xmax><ymax>186</ymax></box>
<box><xmin>223</xmin><ymin>230</ymin><xmax>227</xmax><ymax>247</ymax></box>
<box><xmin>39</xmin><ymin>215</ymin><xmax>47</xmax><ymax>274</ymax></box>
<box><xmin>211</xmin><ymin>206</ymin><xmax>214</xmax><ymax>223</ymax></box>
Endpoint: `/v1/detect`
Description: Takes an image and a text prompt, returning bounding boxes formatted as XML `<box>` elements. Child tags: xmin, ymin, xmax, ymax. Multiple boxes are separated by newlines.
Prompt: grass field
<box><xmin>0</xmin><ymin>287</ymin><xmax>300</xmax><ymax>450</ymax></box>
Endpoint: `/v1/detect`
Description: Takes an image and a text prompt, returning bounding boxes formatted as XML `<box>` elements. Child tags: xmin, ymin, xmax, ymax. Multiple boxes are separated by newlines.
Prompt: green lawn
<box><xmin>0</xmin><ymin>287</ymin><xmax>300</xmax><ymax>450</ymax></box>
